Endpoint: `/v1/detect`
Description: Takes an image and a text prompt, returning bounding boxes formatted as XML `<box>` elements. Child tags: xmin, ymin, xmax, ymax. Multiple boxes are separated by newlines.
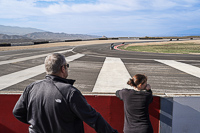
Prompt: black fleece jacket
<box><xmin>13</xmin><ymin>75</ymin><xmax>117</xmax><ymax>133</ymax></box>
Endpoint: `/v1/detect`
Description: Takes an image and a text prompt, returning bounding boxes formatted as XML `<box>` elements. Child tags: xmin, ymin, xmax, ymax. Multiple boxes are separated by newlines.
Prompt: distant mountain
<box><xmin>0</xmin><ymin>34</ymin><xmax>30</xmax><ymax>39</ymax></box>
<box><xmin>0</xmin><ymin>25</ymin><xmax>100</xmax><ymax>43</ymax></box>
<box><xmin>0</xmin><ymin>34</ymin><xmax>33</xmax><ymax>43</ymax></box>
<box><xmin>0</xmin><ymin>25</ymin><xmax>45</xmax><ymax>35</ymax></box>
<box><xmin>24</xmin><ymin>32</ymin><xmax>100</xmax><ymax>41</ymax></box>
<box><xmin>0</xmin><ymin>32</ymin><xmax>100</xmax><ymax>43</ymax></box>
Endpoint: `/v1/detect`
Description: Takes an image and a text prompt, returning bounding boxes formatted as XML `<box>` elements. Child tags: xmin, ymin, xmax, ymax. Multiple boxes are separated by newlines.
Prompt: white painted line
<box><xmin>0</xmin><ymin>53</ymin><xmax>84</xmax><ymax>90</ymax></box>
<box><xmin>0</xmin><ymin>49</ymin><xmax>74</xmax><ymax>66</ymax></box>
<box><xmin>92</xmin><ymin>57</ymin><xmax>131</xmax><ymax>93</ymax></box>
<box><xmin>65</xmin><ymin>53</ymin><xmax>84</xmax><ymax>62</ymax></box>
<box><xmin>155</xmin><ymin>60</ymin><xmax>200</xmax><ymax>78</ymax></box>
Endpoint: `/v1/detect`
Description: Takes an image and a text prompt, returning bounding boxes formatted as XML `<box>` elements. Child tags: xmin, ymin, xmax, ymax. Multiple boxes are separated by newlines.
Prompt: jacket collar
<box><xmin>45</xmin><ymin>75</ymin><xmax>75</xmax><ymax>85</ymax></box>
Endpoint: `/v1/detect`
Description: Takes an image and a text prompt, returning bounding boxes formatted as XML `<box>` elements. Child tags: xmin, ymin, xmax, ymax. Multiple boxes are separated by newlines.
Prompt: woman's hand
<box><xmin>146</xmin><ymin>84</ymin><xmax>151</xmax><ymax>91</ymax></box>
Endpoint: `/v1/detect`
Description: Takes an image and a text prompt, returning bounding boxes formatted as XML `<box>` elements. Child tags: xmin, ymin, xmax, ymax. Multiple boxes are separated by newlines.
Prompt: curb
<box><xmin>114</xmin><ymin>43</ymin><xmax>127</xmax><ymax>51</ymax></box>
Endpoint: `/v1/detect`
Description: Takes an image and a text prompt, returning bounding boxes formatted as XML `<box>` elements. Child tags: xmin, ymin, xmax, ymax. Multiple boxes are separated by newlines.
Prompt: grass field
<box><xmin>119</xmin><ymin>42</ymin><xmax>200</xmax><ymax>54</ymax></box>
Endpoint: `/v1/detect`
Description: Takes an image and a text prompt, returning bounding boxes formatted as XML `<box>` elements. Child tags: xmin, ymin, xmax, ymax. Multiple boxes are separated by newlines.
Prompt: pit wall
<box><xmin>0</xmin><ymin>94</ymin><xmax>199</xmax><ymax>133</ymax></box>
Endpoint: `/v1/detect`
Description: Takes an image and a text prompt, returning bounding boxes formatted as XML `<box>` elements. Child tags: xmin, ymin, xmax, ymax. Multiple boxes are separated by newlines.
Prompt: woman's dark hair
<box><xmin>127</xmin><ymin>74</ymin><xmax>147</xmax><ymax>87</ymax></box>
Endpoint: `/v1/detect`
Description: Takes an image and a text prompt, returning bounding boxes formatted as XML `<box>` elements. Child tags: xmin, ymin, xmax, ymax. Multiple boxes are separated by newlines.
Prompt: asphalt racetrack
<box><xmin>0</xmin><ymin>39</ymin><xmax>200</xmax><ymax>95</ymax></box>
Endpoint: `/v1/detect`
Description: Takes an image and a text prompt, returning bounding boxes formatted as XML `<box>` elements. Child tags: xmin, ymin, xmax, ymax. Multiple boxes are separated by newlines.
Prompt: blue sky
<box><xmin>0</xmin><ymin>0</ymin><xmax>200</xmax><ymax>37</ymax></box>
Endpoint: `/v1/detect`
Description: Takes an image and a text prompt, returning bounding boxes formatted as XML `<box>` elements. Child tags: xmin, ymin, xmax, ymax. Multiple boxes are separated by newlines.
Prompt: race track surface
<box><xmin>0</xmin><ymin>40</ymin><xmax>200</xmax><ymax>95</ymax></box>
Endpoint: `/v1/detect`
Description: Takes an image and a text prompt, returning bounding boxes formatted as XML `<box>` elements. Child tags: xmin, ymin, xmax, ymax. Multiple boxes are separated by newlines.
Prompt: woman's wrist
<box><xmin>145</xmin><ymin>84</ymin><xmax>151</xmax><ymax>91</ymax></box>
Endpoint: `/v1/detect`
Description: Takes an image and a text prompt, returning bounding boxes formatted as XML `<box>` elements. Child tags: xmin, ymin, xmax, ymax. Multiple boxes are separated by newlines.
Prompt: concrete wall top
<box><xmin>1</xmin><ymin>92</ymin><xmax>200</xmax><ymax>97</ymax></box>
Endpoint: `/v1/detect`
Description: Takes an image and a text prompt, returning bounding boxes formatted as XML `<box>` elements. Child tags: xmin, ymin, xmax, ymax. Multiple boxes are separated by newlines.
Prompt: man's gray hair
<box><xmin>44</xmin><ymin>53</ymin><xmax>66</xmax><ymax>75</ymax></box>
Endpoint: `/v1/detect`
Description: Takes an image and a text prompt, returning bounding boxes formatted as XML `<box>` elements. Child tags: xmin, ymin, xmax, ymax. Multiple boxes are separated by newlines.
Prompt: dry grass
<box><xmin>125</xmin><ymin>40</ymin><xmax>200</xmax><ymax>47</ymax></box>
<box><xmin>121</xmin><ymin>40</ymin><xmax>200</xmax><ymax>54</ymax></box>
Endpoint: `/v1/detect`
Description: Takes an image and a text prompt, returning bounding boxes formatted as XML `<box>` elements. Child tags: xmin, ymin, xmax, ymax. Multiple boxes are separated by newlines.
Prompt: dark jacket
<box><xmin>116</xmin><ymin>89</ymin><xmax>153</xmax><ymax>133</ymax></box>
<box><xmin>13</xmin><ymin>75</ymin><xmax>117</xmax><ymax>133</ymax></box>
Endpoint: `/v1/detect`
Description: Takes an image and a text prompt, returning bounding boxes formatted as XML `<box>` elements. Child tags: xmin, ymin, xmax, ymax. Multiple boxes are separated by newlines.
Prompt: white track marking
<box><xmin>93</xmin><ymin>57</ymin><xmax>131</xmax><ymax>93</ymax></box>
<box><xmin>0</xmin><ymin>53</ymin><xmax>84</xmax><ymax>90</ymax></box>
<box><xmin>155</xmin><ymin>60</ymin><xmax>200</xmax><ymax>78</ymax></box>
<box><xmin>0</xmin><ymin>49</ymin><xmax>74</xmax><ymax>66</ymax></box>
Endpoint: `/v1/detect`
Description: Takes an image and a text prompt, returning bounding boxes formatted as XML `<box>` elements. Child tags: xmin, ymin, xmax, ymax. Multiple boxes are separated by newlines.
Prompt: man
<box><xmin>13</xmin><ymin>53</ymin><xmax>118</xmax><ymax>133</ymax></box>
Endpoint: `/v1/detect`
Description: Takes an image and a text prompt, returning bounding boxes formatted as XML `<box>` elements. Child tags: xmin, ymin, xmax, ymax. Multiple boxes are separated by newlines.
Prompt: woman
<box><xmin>116</xmin><ymin>74</ymin><xmax>153</xmax><ymax>133</ymax></box>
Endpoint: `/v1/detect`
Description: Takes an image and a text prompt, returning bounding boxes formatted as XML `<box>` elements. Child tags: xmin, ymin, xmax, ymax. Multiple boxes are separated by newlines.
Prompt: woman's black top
<box><xmin>116</xmin><ymin>88</ymin><xmax>153</xmax><ymax>133</ymax></box>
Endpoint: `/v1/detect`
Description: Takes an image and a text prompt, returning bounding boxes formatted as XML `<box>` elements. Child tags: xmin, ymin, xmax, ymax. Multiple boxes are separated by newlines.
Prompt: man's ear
<box><xmin>61</xmin><ymin>66</ymin><xmax>65</xmax><ymax>73</ymax></box>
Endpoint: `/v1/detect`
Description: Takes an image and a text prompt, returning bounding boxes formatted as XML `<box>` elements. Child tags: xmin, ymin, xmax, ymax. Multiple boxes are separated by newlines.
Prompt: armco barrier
<box><xmin>0</xmin><ymin>43</ymin><xmax>11</xmax><ymax>46</ymax></box>
<box><xmin>0</xmin><ymin>94</ymin><xmax>160</xmax><ymax>133</ymax></box>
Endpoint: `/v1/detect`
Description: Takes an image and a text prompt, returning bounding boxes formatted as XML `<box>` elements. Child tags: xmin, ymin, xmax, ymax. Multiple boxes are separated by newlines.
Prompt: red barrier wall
<box><xmin>0</xmin><ymin>94</ymin><xmax>160</xmax><ymax>133</ymax></box>
<box><xmin>0</xmin><ymin>95</ymin><xmax>29</xmax><ymax>133</ymax></box>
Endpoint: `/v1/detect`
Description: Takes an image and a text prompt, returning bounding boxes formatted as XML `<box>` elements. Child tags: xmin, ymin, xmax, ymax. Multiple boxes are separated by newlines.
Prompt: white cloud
<box><xmin>149</xmin><ymin>0</ymin><xmax>177</xmax><ymax>10</ymax></box>
<box><xmin>0</xmin><ymin>0</ymin><xmax>40</xmax><ymax>18</ymax></box>
<box><xmin>41</xmin><ymin>0</ymin><xmax>200</xmax><ymax>15</ymax></box>
<box><xmin>0</xmin><ymin>0</ymin><xmax>200</xmax><ymax>36</ymax></box>
<box><xmin>42</xmin><ymin>2</ymin><xmax>133</xmax><ymax>15</ymax></box>
<box><xmin>0</xmin><ymin>0</ymin><xmax>199</xmax><ymax>17</ymax></box>
<box><xmin>41</xmin><ymin>0</ymin><xmax>148</xmax><ymax>15</ymax></box>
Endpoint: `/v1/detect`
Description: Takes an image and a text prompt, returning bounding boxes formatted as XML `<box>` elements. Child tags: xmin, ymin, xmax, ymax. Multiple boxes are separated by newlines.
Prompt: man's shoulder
<box><xmin>26</xmin><ymin>79</ymin><xmax>44</xmax><ymax>88</ymax></box>
<box><xmin>54</xmin><ymin>80</ymin><xmax>80</xmax><ymax>95</ymax></box>
<box><xmin>22</xmin><ymin>79</ymin><xmax>45</xmax><ymax>94</ymax></box>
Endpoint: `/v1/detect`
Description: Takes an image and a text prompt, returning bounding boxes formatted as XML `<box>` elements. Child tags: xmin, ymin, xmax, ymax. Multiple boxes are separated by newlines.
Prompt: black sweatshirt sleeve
<box><xmin>13</xmin><ymin>87</ymin><xmax>29</xmax><ymax>124</ymax></box>
<box><xmin>69</xmin><ymin>90</ymin><xmax>118</xmax><ymax>133</ymax></box>
<box><xmin>115</xmin><ymin>90</ymin><xmax>122</xmax><ymax>100</ymax></box>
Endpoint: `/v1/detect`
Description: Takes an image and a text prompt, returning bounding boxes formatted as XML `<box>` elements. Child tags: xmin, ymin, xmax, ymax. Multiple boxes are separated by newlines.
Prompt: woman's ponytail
<box><xmin>127</xmin><ymin>74</ymin><xmax>147</xmax><ymax>87</ymax></box>
<box><xmin>127</xmin><ymin>78</ymin><xmax>137</xmax><ymax>87</ymax></box>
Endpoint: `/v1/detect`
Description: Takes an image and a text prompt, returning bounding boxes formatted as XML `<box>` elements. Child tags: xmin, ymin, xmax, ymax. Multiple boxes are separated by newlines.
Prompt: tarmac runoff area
<box><xmin>1</xmin><ymin>39</ymin><xmax>200</xmax><ymax>133</ymax></box>
<box><xmin>92</xmin><ymin>57</ymin><xmax>200</xmax><ymax>96</ymax></box>
<box><xmin>0</xmin><ymin>53</ymin><xmax>84</xmax><ymax>91</ymax></box>
<box><xmin>0</xmin><ymin>39</ymin><xmax>200</xmax><ymax>96</ymax></box>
